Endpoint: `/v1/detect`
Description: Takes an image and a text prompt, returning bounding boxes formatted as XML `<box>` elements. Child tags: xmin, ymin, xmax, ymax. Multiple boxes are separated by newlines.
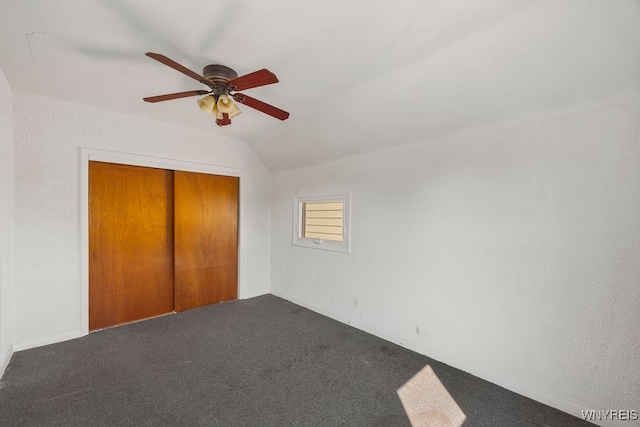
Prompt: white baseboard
<box><xmin>469</xmin><ymin>367</ymin><xmax>639</xmax><ymax>427</ymax></box>
<box><xmin>270</xmin><ymin>290</ymin><xmax>352</xmax><ymax>326</ymax></box>
<box><xmin>0</xmin><ymin>346</ymin><xmax>13</xmax><ymax>380</ymax></box>
<box><xmin>269</xmin><ymin>291</ymin><xmax>638</xmax><ymax>427</ymax></box>
<box><xmin>12</xmin><ymin>330</ymin><xmax>84</xmax><ymax>352</ymax></box>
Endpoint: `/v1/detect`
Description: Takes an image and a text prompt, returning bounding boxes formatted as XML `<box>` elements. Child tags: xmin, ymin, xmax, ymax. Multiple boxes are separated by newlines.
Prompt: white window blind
<box><xmin>293</xmin><ymin>191</ymin><xmax>351</xmax><ymax>253</ymax></box>
<box><xmin>302</xmin><ymin>201</ymin><xmax>344</xmax><ymax>241</ymax></box>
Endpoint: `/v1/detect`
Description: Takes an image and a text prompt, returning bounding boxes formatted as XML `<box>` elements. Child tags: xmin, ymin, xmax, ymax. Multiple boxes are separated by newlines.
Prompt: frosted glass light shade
<box><xmin>217</xmin><ymin>94</ymin><xmax>242</xmax><ymax>118</ymax></box>
<box><xmin>198</xmin><ymin>94</ymin><xmax>240</xmax><ymax>121</ymax></box>
<box><xmin>197</xmin><ymin>95</ymin><xmax>217</xmax><ymax>114</ymax></box>
<box><xmin>216</xmin><ymin>94</ymin><xmax>233</xmax><ymax>113</ymax></box>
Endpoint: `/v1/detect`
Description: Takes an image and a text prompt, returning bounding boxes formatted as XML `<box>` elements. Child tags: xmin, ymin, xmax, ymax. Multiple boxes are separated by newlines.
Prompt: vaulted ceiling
<box><xmin>1</xmin><ymin>0</ymin><xmax>639</xmax><ymax>172</ymax></box>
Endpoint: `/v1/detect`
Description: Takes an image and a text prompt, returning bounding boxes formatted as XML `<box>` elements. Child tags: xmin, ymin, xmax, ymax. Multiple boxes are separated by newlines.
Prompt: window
<box><xmin>293</xmin><ymin>190</ymin><xmax>351</xmax><ymax>253</ymax></box>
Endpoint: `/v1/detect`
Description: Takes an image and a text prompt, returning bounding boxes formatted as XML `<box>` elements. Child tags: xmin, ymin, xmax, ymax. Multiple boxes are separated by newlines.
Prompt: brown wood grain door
<box><xmin>174</xmin><ymin>171</ymin><xmax>239</xmax><ymax>312</ymax></box>
<box><xmin>89</xmin><ymin>161</ymin><xmax>174</xmax><ymax>331</ymax></box>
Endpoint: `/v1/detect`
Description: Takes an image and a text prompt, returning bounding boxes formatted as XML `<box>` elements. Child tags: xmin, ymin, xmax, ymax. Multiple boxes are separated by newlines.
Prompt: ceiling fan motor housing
<box><xmin>203</xmin><ymin>64</ymin><xmax>238</xmax><ymax>94</ymax></box>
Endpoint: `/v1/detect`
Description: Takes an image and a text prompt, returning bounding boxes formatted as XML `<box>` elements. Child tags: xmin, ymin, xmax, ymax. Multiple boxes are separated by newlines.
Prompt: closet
<box><xmin>88</xmin><ymin>161</ymin><xmax>238</xmax><ymax>331</ymax></box>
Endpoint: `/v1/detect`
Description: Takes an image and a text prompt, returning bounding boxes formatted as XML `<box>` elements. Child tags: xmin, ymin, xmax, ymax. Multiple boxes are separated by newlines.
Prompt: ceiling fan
<box><xmin>143</xmin><ymin>52</ymin><xmax>289</xmax><ymax>127</ymax></box>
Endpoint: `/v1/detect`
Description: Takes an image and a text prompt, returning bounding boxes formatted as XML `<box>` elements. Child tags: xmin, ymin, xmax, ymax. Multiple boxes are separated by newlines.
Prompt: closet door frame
<box><xmin>80</xmin><ymin>148</ymin><xmax>242</xmax><ymax>336</ymax></box>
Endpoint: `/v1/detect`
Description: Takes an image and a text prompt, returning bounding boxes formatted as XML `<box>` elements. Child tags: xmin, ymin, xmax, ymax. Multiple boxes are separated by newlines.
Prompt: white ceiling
<box><xmin>1</xmin><ymin>0</ymin><xmax>639</xmax><ymax>172</ymax></box>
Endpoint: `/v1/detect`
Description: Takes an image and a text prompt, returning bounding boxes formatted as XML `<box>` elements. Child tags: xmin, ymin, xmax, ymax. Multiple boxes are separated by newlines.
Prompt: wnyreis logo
<box><xmin>582</xmin><ymin>410</ymin><xmax>638</xmax><ymax>421</ymax></box>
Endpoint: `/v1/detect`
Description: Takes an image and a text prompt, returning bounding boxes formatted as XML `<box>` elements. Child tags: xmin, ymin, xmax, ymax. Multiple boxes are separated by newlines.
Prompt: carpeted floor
<box><xmin>0</xmin><ymin>294</ymin><xmax>594</xmax><ymax>426</ymax></box>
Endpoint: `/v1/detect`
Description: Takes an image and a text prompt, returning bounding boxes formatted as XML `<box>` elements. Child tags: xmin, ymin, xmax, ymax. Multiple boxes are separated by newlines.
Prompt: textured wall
<box><xmin>271</xmin><ymin>93</ymin><xmax>640</xmax><ymax>424</ymax></box>
<box><xmin>0</xmin><ymin>67</ymin><xmax>13</xmax><ymax>376</ymax></box>
<box><xmin>12</xmin><ymin>93</ymin><xmax>272</xmax><ymax>349</ymax></box>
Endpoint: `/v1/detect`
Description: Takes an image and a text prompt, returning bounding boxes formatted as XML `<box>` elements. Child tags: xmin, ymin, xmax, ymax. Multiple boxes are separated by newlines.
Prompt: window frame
<box><xmin>292</xmin><ymin>190</ymin><xmax>351</xmax><ymax>253</ymax></box>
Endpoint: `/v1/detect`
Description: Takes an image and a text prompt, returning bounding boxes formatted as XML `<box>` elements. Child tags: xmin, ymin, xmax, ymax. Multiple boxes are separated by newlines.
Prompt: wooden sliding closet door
<box><xmin>89</xmin><ymin>161</ymin><xmax>174</xmax><ymax>331</ymax></box>
<box><xmin>174</xmin><ymin>171</ymin><xmax>239</xmax><ymax>312</ymax></box>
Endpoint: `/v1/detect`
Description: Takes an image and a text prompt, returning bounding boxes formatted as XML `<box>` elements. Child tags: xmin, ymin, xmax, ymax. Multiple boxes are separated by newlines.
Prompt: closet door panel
<box><xmin>174</xmin><ymin>172</ymin><xmax>238</xmax><ymax>312</ymax></box>
<box><xmin>89</xmin><ymin>161</ymin><xmax>174</xmax><ymax>331</ymax></box>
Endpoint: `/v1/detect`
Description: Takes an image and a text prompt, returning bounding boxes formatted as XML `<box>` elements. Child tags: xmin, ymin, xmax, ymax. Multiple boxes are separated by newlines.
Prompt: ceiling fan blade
<box><xmin>145</xmin><ymin>52</ymin><xmax>212</xmax><ymax>87</ymax></box>
<box><xmin>227</xmin><ymin>69</ymin><xmax>279</xmax><ymax>91</ymax></box>
<box><xmin>232</xmin><ymin>93</ymin><xmax>289</xmax><ymax>121</ymax></box>
<box><xmin>143</xmin><ymin>90</ymin><xmax>210</xmax><ymax>103</ymax></box>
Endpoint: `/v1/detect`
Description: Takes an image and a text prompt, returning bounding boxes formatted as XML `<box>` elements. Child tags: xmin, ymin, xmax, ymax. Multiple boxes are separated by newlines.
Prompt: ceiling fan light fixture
<box><xmin>145</xmin><ymin>53</ymin><xmax>288</xmax><ymax>125</ymax></box>
<box><xmin>216</xmin><ymin>94</ymin><xmax>241</xmax><ymax>118</ymax></box>
<box><xmin>228</xmin><ymin>104</ymin><xmax>242</xmax><ymax>118</ymax></box>
<box><xmin>197</xmin><ymin>95</ymin><xmax>217</xmax><ymax>114</ymax></box>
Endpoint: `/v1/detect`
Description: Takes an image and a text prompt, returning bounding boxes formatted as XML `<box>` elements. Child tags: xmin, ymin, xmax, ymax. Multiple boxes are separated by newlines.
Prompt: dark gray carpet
<box><xmin>0</xmin><ymin>294</ymin><xmax>594</xmax><ymax>426</ymax></box>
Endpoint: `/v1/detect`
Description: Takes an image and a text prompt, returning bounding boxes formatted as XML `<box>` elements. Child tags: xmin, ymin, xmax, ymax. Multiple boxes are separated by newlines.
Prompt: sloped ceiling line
<box><xmin>0</xmin><ymin>0</ymin><xmax>638</xmax><ymax>172</ymax></box>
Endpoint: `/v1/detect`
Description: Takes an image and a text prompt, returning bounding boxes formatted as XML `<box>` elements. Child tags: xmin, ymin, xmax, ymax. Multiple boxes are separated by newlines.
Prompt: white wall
<box><xmin>12</xmin><ymin>92</ymin><xmax>272</xmax><ymax>350</ymax></box>
<box><xmin>271</xmin><ymin>93</ymin><xmax>640</xmax><ymax>425</ymax></box>
<box><xmin>0</xmin><ymin>68</ymin><xmax>14</xmax><ymax>376</ymax></box>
